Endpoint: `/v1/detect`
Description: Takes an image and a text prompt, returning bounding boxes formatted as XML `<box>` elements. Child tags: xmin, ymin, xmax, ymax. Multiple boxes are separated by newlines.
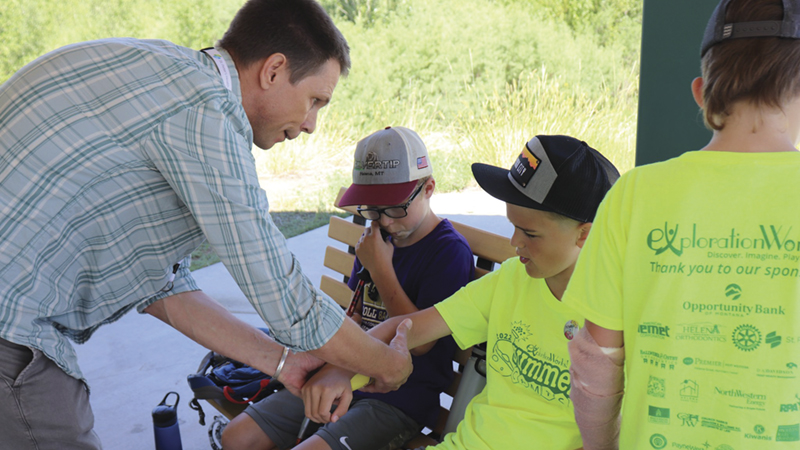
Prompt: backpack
<box><xmin>187</xmin><ymin>329</ymin><xmax>284</xmax><ymax>427</ymax></box>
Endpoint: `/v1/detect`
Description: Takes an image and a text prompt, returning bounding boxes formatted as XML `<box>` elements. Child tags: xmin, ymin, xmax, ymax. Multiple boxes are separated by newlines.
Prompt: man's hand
<box><xmin>301</xmin><ymin>319</ymin><xmax>413</xmax><ymax>423</ymax></box>
<box><xmin>301</xmin><ymin>364</ymin><xmax>355</xmax><ymax>424</ymax></box>
<box><xmin>277</xmin><ymin>351</ymin><xmax>325</xmax><ymax>396</ymax></box>
<box><xmin>361</xmin><ymin>318</ymin><xmax>413</xmax><ymax>393</ymax></box>
<box><xmin>355</xmin><ymin>221</ymin><xmax>393</xmax><ymax>274</ymax></box>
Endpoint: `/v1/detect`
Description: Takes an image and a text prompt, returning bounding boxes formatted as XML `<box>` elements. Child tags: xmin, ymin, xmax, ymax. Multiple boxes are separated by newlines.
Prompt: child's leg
<box><xmin>296</xmin><ymin>398</ymin><xmax>421</xmax><ymax>450</ymax></box>
<box><xmin>221</xmin><ymin>389</ymin><xmax>316</xmax><ymax>450</ymax></box>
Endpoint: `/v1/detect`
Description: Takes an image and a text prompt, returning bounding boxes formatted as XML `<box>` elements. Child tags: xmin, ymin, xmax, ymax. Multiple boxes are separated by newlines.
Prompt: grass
<box><xmin>1</xmin><ymin>0</ymin><xmax>643</xmax><ymax>271</ymax></box>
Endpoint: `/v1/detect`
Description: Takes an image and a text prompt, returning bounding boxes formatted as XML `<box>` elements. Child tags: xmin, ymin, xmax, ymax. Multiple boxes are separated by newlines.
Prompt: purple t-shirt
<box><xmin>348</xmin><ymin>219</ymin><xmax>474</xmax><ymax>427</ymax></box>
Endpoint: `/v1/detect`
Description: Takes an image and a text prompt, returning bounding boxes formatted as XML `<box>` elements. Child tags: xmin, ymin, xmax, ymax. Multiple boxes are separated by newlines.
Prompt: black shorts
<box><xmin>244</xmin><ymin>389</ymin><xmax>421</xmax><ymax>450</ymax></box>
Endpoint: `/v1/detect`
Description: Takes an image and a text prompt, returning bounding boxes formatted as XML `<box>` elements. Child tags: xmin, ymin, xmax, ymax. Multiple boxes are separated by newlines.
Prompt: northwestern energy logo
<box><xmin>646</xmin><ymin>222</ymin><xmax>800</xmax><ymax>257</ymax></box>
<box><xmin>715</xmin><ymin>386</ymin><xmax>767</xmax><ymax>409</ymax></box>
<box><xmin>732</xmin><ymin>324</ymin><xmax>761</xmax><ymax>351</ymax></box>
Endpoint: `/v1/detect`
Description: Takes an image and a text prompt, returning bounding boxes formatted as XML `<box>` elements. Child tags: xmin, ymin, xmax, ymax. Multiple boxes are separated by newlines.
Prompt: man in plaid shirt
<box><xmin>0</xmin><ymin>1</ymin><xmax>411</xmax><ymax>447</ymax></box>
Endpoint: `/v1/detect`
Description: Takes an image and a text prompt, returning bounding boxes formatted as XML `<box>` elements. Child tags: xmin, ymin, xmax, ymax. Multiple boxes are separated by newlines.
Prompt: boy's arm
<box><xmin>301</xmin><ymin>306</ymin><xmax>453</xmax><ymax>423</ymax></box>
<box><xmin>568</xmin><ymin>320</ymin><xmax>625</xmax><ymax>450</ymax></box>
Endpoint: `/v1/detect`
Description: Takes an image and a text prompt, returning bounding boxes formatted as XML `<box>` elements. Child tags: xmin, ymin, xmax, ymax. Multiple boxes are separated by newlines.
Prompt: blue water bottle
<box><xmin>152</xmin><ymin>392</ymin><xmax>183</xmax><ymax>450</ymax></box>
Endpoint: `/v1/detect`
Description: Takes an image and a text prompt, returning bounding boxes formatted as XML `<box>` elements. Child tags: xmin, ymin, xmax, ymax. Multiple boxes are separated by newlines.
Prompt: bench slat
<box><xmin>328</xmin><ymin>216</ymin><xmax>365</xmax><ymax>247</ymax></box>
<box><xmin>320</xmin><ymin>275</ymin><xmax>353</xmax><ymax>309</ymax></box>
<box><xmin>449</xmin><ymin>221</ymin><xmax>515</xmax><ymax>267</ymax></box>
<box><xmin>324</xmin><ymin>247</ymin><xmax>355</xmax><ymax>278</ymax></box>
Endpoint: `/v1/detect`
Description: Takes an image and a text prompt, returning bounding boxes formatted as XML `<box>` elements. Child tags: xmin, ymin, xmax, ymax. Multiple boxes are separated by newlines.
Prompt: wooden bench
<box><xmin>320</xmin><ymin>187</ymin><xmax>515</xmax><ymax>446</ymax></box>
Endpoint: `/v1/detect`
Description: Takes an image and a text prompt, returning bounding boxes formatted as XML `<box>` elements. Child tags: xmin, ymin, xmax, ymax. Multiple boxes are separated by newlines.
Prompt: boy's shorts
<box><xmin>243</xmin><ymin>389</ymin><xmax>421</xmax><ymax>450</ymax></box>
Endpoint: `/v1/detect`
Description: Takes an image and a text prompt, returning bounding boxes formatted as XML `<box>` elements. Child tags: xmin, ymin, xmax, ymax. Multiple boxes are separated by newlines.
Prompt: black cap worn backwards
<box><xmin>471</xmin><ymin>135</ymin><xmax>620</xmax><ymax>223</ymax></box>
<box><xmin>701</xmin><ymin>0</ymin><xmax>800</xmax><ymax>57</ymax></box>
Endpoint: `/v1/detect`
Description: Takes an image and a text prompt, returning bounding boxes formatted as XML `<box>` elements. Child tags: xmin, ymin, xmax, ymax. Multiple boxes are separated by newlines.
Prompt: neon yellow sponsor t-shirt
<box><xmin>434</xmin><ymin>258</ymin><xmax>585</xmax><ymax>450</ymax></box>
<box><xmin>564</xmin><ymin>150</ymin><xmax>800</xmax><ymax>449</ymax></box>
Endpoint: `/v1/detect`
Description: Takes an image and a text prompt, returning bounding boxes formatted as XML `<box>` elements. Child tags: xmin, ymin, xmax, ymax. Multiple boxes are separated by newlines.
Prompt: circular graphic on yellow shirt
<box><xmin>564</xmin><ymin>320</ymin><xmax>579</xmax><ymax>340</ymax></box>
<box><xmin>649</xmin><ymin>433</ymin><xmax>667</xmax><ymax>449</ymax></box>
<box><xmin>732</xmin><ymin>324</ymin><xmax>761</xmax><ymax>352</ymax></box>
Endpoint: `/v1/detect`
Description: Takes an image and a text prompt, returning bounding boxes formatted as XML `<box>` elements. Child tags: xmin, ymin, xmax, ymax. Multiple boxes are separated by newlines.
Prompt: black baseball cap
<box><xmin>471</xmin><ymin>135</ymin><xmax>620</xmax><ymax>223</ymax></box>
<box><xmin>701</xmin><ymin>0</ymin><xmax>800</xmax><ymax>57</ymax></box>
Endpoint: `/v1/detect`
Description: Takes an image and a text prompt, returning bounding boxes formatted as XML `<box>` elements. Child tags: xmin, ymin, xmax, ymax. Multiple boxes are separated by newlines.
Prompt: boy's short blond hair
<box><xmin>701</xmin><ymin>0</ymin><xmax>800</xmax><ymax>130</ymax></box>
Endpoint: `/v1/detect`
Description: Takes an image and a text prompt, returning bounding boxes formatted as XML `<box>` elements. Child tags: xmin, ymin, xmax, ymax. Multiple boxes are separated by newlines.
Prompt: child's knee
<box><xmin>220</xmin><ymin>414</ymin><xmax>274</xmax><ymax>450</ymax></box>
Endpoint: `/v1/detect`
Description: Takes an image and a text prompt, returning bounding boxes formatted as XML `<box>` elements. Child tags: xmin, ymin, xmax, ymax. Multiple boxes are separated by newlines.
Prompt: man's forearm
<box><xmin>308</xmin><ymin>318</ymin><xmax>411</xmax><ymax>386</ymax></box>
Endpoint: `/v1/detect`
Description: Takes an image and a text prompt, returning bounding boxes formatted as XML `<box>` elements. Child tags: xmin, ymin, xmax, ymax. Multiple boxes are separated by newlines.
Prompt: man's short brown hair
<box><xmin>701</xmin><ymin>0</ymin><xmax>800</xmax><ymax>130</ymax></box>
<box><xmin>219</xmin><ymin>0</ymin><xmax>350</xmax><ymax>83</ymax></box>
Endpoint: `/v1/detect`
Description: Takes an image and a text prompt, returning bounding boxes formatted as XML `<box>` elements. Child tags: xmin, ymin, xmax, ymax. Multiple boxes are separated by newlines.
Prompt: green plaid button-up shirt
<box><xmin>0</xmin><ymin>39</ymin><xmax>344</xmax><ymax>381</ymax></box>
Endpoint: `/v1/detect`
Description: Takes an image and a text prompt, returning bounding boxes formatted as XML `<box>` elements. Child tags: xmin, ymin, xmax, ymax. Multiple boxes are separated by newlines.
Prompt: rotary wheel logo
<box><xmin>732</xmin><ymin>324</ymin><xmax>761</xmax><ymax>351</ymax></box>
<box><xmin>649</xmin><ymin>433</ymin><xmax>667</xmax><ymax>449</ymax></box>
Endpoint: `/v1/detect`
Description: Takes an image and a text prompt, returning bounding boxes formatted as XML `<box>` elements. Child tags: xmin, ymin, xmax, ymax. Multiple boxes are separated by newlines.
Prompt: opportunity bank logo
<box><xmin>646</xmin><ymin>222</ymin><xmax>800</xmax><ymax>257</ymax></box>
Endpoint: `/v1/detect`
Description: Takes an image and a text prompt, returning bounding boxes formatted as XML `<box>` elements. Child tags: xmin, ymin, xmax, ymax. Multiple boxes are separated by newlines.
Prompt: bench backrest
<box><xmin>320</xmin><ymin>187</ymin><xmax>515</xmax><ymax>441</ymax></box>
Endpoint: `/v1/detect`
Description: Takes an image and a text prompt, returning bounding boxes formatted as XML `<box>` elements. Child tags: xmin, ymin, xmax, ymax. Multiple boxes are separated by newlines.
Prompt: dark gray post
<box><xmin>636</xmin><ymin>0</ymin><xmax>719</xmax><ymax>166</ymax></box>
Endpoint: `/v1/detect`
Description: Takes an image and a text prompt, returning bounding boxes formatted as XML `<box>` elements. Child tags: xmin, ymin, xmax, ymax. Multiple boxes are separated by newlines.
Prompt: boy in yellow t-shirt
<box><xmin>563</xmin><ymin>1</ymin><xmax>800</xmax><ymax>449</ymax></box>
<box><xmin>301</xmin><ymin>135</ymin><xmax>620</xmax><ymax>450</ymax></box>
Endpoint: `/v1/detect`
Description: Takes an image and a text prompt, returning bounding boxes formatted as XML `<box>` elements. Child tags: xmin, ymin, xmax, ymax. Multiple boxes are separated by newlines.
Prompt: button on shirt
<box><xmin>0</xmin><ymin>39</ymin><xmax>345</xmax><ymax>381</ymax></box>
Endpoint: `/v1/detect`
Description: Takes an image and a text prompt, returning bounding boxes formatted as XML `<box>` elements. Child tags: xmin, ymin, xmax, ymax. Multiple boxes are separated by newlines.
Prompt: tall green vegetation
<box><xmin>1</xmin><ymin>0</ymin><xmax>641</xmax><ymax>209</ymax></box>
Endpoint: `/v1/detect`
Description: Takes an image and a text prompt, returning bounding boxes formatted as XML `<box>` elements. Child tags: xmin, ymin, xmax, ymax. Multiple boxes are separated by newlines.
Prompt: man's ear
<box><xmin>258</xmin><ymin>53</ymin><xmax>288</xmax><ymax>90</ymax></box>
<box><xmin>576</xmin><ymin>222</ymin><xmax>592</xmax><ymax>248</ymax></box>
<box><xmin>691</xmin><ymin>77</ymin><xmax>705</xmax><ymax>109</ymax></box>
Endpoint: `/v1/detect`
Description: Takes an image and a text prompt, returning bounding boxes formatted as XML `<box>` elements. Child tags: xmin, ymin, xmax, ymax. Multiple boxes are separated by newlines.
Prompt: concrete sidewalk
<box><xmin>74</xmin><ymin>187</ymin><xmax>511</xmax><ymax>450</ymax></box>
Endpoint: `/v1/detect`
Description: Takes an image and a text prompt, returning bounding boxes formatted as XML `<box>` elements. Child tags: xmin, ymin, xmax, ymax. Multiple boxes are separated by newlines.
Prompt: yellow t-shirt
<box><xmin>434</xmin><ymin>259</ymin><xmax>585</xmax><ymax>450</ymax></box>
<box><xmin>564</xmin><ymin>150</ymin><xmax>800</xmax><ymax>449</ymax></box>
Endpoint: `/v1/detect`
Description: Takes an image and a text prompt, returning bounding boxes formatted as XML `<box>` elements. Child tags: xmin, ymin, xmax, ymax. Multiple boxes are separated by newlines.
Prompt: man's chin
<box><xmin>253</xmin><ymin>138</ymin><xmax>277</xmax><ymax>150</ymax></box>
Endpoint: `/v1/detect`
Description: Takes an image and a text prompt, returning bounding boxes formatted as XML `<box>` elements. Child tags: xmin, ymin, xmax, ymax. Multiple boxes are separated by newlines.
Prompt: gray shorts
<box><xmin>244</xmin><ymin>389</ymin><xmax>421</xmax><ymax>450</ymax></box>
<box><xmin>0</xmin><ymin>337</ymin><xmax>102</xmax><ymax>450</ymax></box>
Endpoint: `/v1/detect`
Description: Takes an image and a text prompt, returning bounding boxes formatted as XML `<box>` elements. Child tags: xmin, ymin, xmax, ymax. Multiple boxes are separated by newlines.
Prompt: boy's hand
<box><xmin>356</xmin><ymin>221</ymin><xmax>393</xmax><ymax>274</ymax></box>
<box><xmin>301</xmin><ymin>364</ymin><xmax>355</xmax><ymax>423</ymax></box>
<box><xmin>278</xmin><ymin>351</ymin><xmax>325</xmax><ymax>396</ymax></box>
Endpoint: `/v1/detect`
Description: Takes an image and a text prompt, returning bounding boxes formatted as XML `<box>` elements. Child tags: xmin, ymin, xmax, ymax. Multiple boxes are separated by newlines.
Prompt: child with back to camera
<box><xmin>564</xmin><ymin>1</ymin><xmax>800</xmax><ymax>448</ymax></box>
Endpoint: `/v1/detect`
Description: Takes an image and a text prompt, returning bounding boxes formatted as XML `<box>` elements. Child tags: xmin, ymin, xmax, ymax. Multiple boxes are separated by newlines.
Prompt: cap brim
<box><xmin>471</xmin><ymin>163</ymin><xmax>556</xmax><ymax>213</ymax></box>
<box><xmin>338</xmin><ymin>180</ymin><xmax>418</xmax><ymax>207</ymax></box>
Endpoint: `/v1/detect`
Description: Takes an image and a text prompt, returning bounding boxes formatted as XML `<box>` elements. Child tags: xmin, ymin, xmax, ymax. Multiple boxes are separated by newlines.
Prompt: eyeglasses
<box><xmin>357</xmin><ymin>184</ymin><xmax>424</xmax><ymax>220</ymax></box>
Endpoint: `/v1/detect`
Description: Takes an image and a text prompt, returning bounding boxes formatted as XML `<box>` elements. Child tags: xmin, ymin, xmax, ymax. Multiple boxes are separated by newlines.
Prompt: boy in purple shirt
<box><xmin>222</xmin><ymin>126</ymin><xmax>474</xmax><ymax>450</ymax></box>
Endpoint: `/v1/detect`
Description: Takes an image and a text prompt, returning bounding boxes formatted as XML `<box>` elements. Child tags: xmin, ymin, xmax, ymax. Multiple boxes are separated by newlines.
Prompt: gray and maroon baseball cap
<box><xmin>339</xmin><ymin>126</ymin><xmax>433</xmax><ymax>207</ymax></box>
